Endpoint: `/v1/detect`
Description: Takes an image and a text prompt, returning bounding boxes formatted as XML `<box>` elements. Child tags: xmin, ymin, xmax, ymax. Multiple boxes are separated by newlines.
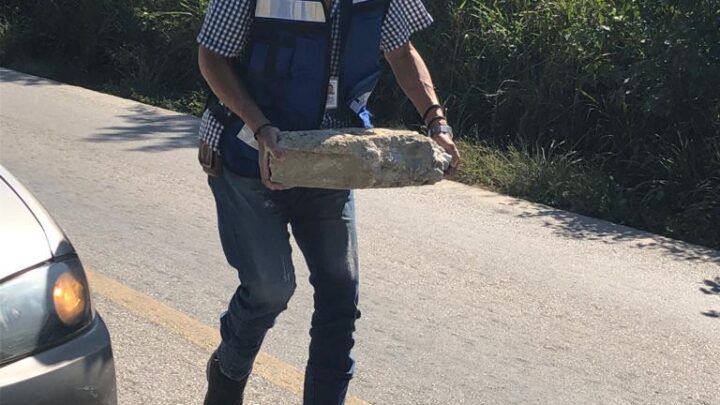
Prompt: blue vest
<box><xmin>211</xmin><ymin>0</ymin><xmax>391</xmax><ymax>177</ymax></box>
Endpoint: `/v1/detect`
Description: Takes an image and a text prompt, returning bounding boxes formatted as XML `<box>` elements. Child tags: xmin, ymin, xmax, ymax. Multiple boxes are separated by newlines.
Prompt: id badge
<box><xmin>326</xmin><ymin>77</ymin><xmax>339</xmax><ymax>109</ymax></box>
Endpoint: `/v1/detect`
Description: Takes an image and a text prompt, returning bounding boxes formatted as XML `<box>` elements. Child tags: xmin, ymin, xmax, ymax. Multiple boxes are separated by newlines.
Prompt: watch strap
<box><xmin>428</xmin><ymin>124</ymin><xmax>453</xmax><ymax>139</ymax></box>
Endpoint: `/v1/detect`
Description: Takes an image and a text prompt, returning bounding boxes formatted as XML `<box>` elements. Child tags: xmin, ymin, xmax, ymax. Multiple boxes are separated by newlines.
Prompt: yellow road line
<box><xmin>86</xmin><ymin>270</ymin><xmax>370</xmax><ymax>405</ymax></box>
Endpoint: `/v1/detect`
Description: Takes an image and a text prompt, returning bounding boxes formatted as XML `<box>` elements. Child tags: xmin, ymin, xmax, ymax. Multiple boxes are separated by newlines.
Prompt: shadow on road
<box><xmin>0</xmin><ymin>68</ymin><xmax>62</xmax><ymax>86</ymax></box>
<box><xmin>1</xmin><ymin>68</ymin><xmax>198</xmax><ymax>151</ymax></box>
<box><xmin>86</xmin><ymin>105</ymin><xmax>199</xmax><ymax>152</ymax></box>
<box><xmin>700</xmin><ymin>278</ymin><xmax>720</xmax><ymax>319</ymax></box>
<box><xmin>511</xmin><ymin>204</ymin><xmax>720</xmax><ymax>265</ymax></box>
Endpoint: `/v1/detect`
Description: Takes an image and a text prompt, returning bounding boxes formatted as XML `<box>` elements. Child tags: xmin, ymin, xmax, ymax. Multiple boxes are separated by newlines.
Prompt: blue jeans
<box><xmin>208</xmin><ymin>167</ymin><xmax>360</xmax><ymax>405</ymax></box>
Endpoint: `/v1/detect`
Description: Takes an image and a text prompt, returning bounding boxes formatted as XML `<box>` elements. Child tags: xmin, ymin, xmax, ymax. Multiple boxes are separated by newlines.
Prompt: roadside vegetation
<box><xmin>1</xmin><ymin>0</ymin><xmax>718</xmax><ymax>248</ymax></box>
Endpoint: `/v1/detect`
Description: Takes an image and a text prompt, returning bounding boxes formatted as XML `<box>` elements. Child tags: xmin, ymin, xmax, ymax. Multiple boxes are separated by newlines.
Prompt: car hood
<box><xmin>0</xmin><ymin>166</ymin><xmax>74</xmax><ymax>279</ymax></box>
<box><xmin>0</xmin><ymin>177</ymin><xmax>52</xmax><ymax>277</ymax></box>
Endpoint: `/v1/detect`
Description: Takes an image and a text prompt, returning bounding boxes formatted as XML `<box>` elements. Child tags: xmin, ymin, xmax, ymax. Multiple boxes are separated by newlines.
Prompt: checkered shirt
<box><xmin>197</xmin><ymin>0</ymin><xmax>433</xmax><ymax>150</ymax></box>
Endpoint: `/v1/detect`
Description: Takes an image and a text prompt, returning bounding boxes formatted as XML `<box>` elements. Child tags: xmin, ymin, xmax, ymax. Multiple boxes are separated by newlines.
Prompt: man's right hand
<box><xmin>256</xmin><ymin>125</ymin><xmax>287</xmax><ymax>191</ymax></box>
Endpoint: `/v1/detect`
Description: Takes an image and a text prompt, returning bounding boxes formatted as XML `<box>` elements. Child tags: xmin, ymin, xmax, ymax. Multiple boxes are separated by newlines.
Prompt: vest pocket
<box><xmin>291</xmin><ymin>36</ymin><xmax>325</xmax><ymax>78</ymax></box>
<box><xmin>274</xmin><ymin>45</ymin><xmax>294</xmax><ymax>78</ymax></box>
<box><xmin>248</xmin><ymin>42</ymin><xmax>270</xmax><ymax>72</ymax></box>
<box><xmin>247</xmin><ymin>38</ymin><xmax>294</xmax><ymax>79</ymax></box>
<box><xmin>283</xmin><ymin>35</ymin><xmax>329</xmax><ymax>129</ymax></box>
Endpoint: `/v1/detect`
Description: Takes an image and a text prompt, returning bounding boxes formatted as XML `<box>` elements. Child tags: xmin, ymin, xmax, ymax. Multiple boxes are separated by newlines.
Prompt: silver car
<box><xmin>0</xmin><ymin>165</ymin><xmax>117</xmax><ymax>404</ymax></box>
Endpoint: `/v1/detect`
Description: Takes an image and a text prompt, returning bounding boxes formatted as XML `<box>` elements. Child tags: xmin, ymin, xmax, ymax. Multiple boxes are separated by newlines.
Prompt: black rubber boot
<box><xmin>203</xmin><ymin>351</ymin><xmax>249</xmax><ymax>405</ymax></box>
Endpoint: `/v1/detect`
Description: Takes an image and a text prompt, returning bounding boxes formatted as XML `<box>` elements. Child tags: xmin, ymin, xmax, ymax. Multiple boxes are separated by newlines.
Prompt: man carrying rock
<box><xmin>196</xmin><ymin>0</ymin><xmax>460</xmax><ymax>404</ymax></box>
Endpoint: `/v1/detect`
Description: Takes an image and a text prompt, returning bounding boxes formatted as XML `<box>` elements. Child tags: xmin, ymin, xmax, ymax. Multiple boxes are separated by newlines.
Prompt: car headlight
<box><xmin>0</xmin><ymin>256</ymin><xmax>92</xmax><ymax>365</ymax></box>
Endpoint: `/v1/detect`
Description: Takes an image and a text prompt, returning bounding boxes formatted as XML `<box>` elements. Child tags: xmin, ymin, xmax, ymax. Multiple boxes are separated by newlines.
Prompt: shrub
<box><xmin>0</xmin><ymin>0</ymin><xmax>207</xmax><ymax>111</ymax></box>
<box><xmin>382</xmin><ymin>0</ymin><xmax>720</xmax><ymax>247</ymax></box>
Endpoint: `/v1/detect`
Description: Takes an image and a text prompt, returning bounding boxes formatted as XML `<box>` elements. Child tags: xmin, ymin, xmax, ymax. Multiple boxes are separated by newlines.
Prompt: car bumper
<box><xmin>0</xmin><ymin>314</ymin><xmax>117</xmax><ymax>405</ymax></box>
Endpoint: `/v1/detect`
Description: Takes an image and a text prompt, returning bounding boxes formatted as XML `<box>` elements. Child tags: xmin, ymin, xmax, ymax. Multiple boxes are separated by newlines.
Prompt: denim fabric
<box><xmin>208</xmin><ymin>167</ymin><xmax>360</xmax><ymax>405</ymax></box>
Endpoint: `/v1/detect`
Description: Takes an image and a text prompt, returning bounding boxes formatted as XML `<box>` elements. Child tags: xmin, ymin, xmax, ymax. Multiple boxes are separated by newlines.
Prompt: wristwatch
<box><xmin>427</xmin><ymin>124</ymin><xmax>454</xmax><ymax>139</ymax></box>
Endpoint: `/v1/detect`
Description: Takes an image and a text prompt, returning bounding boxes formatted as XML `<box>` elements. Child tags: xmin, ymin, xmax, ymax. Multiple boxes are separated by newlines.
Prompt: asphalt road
<box><xmin>1</xmin><ymin>68</ymin><xmax>719</xmax><ymax>405</ymax></box>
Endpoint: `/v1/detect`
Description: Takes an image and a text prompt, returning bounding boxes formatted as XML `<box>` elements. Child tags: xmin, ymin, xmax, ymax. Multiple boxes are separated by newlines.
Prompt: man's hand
<box><xmin>432</xmin><ymin>131</ymin><xmax>461</xmax><ymax>177</ymax></box>
<box><xmin>256</xmin><ymin>126</ymin><xmax>287</xmax><ymax>190</ymax></box>
<box><xmin>199</xmin><ymin>45</ymin><xmax>285</xmax><ymax>187</ymax></box>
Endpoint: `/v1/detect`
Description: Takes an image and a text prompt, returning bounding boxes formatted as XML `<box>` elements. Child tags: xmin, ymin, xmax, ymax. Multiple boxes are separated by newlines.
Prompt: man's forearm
<box><xmin>198</xmin><ymin>46</ymin><xmax>269</xmax><ymax>132</ymax></box>
<box><xmin>385</xmin><ymin>41</ymin><xmax>460</xmax><ymax>173</ymax></box>
<box><xmin>384</xmin><ymin>42</ymin><xmax>443</xmax><ymax>123</ymax></box>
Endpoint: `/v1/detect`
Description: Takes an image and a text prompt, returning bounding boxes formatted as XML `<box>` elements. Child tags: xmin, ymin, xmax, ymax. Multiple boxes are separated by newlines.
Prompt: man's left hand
<box><xmin>432</xmin><ymin>132</ymin><xmax>461</xmax><ymax>177</ymax></box>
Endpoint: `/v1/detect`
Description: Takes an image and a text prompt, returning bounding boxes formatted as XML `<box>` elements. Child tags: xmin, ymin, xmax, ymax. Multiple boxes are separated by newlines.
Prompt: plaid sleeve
<box><xmin>197</xmin><ymin>0</ymin><xmax>254</xmax><ymax>58</ymax></box>
<box><xmin>379</xmin><ymin>0</ymin><xmax>434</xmax><ymax>52</ymax></box>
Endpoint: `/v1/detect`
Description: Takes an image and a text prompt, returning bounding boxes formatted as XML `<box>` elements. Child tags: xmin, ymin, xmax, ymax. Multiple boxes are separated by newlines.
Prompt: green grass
<box><xmin>456</xmin><ymin>141</ymin><xmax>630</xmax><ymax>224</ymax></box>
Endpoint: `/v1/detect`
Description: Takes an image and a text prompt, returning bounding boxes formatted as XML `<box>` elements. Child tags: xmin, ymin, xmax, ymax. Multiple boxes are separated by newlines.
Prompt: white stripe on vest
<box><xmin>255</xmin><ymin>0</ymin><xmax>326</xmax><ymax>23</ymax></box>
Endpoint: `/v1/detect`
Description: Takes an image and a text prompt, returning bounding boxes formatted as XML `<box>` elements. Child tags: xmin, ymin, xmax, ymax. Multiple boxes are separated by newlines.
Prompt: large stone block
<box><xmin>270</xmin><ymin>128</ymin><xmax>451</xmax><ymax>189</ymax></box>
